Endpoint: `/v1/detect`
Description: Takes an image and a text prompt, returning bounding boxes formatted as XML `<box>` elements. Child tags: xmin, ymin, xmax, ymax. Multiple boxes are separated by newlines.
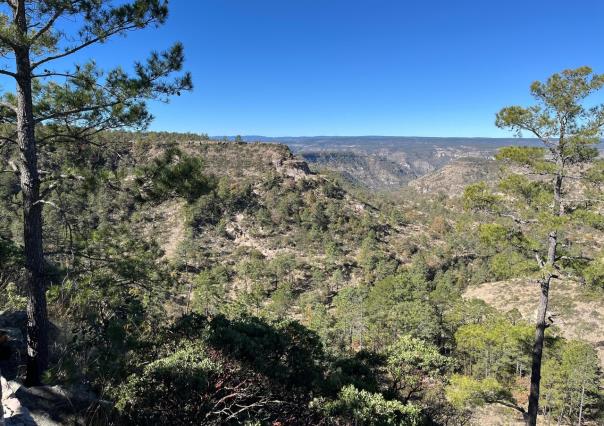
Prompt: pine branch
<box><xmin>0</xmin><ymin>101</ymin><xmax>16</xmax><ymax>113</ymax></box>
<box><xmin>0</xmin><ymin>69</ymin><xmax>16</xmax><ymax>78</ymax></box>
<box><xmin>30</xmin><ymin>7</ymin><xmax>65</xmax><ymax>43</ymax></box>
<box><xmin>0</xmin><ymin>135</ymin><xmax>16</xmax><ymax>147</ymax></box>
<box><xmin>31</xmin><ymin>20</ymin><xmax>154</xmax><ymax>70</ymax></box>
<box><xmin>35</xmin><ymin>101</ymin><xmax>121</xmax><ymax>124</ymax></box>
<box><xmin>556</xmin><ymin>254</ymin><xmax>592</xmax><ymax>262</ymax></box>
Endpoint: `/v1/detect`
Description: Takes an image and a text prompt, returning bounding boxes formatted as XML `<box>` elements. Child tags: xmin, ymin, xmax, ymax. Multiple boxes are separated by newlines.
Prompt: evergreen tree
<box><xmin>541</xmin><ymin>340</ymin><xmax>600</xmax><ymax>425</ymax></box>
<box><xmin>384</xmin><ymin>335</ymin><xmax>450</xmax><ymax>403</ymax></box>
<box><xmin>193</xmin><ymin>265</ymin><xmax>228</xmax><ymax>316</ymax></box>
<box><xmin>0</xmin><ymin>0</ymin><xmax>191</xmax><ymax>384</ymax></box>
<box><xmin>465</xmin><ymin>66</ymin><xmax>604</xmax><ymax>424</ymax></box>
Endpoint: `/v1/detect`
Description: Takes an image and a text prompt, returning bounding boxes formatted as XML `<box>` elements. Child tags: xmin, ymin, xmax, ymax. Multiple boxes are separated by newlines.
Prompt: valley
<box><xmin>238</xmin><ymin>136</ymin><xmax>543</xmax><ymax>190</ymax></box>
<box><xmin>0</xmin><ymin>3</ymin><xmax>602</xmax><ymax>423</ymax></box>
<box><xmin>2</xmin><ymin>130</ymin><xmax>604</xmax><ymax>425</ymax></box>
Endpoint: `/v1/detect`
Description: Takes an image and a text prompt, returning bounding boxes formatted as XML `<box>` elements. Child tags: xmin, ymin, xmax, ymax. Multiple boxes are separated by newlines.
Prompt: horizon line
<box><xmin>211</xmin><ymin>135</ymin><xmax>538</xmax><ymax>140</ymax></box>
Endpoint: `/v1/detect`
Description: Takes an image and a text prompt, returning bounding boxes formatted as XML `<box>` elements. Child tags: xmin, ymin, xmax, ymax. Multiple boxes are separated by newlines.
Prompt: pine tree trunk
<box><xmin>527</xmin><ymin>171</ymin><xmax>563</xmax><ymax>426</ymax></box>
<box><xmin>526</xmin><ymin>274</ymin><xmax>551</xmax><ymax>425</ymax></box>
<box><xmin>14</xmin><ymin>2</ymin><xmax>49</xmax><ymax>386</ymax></box>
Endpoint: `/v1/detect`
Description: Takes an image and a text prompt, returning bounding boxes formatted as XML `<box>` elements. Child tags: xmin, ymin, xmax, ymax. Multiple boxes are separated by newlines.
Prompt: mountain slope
<box><xmin>408</xmin><ymin>157</ymin><xmax>500</xmax><ymax>196</ymax></box>
<box><xmin>235</xmin><ymin>136</ymin><xmax>543</xmax><ymax>191</ymax></box>
<box><xmin>464</xmin><ymin>279</ymin><xmax>604</xmax><ymax>368</ymax></box>
<box><xmin>126</xmin><ymin>137</ymin><xmax>410</xmax><ymax>312</ymax></box>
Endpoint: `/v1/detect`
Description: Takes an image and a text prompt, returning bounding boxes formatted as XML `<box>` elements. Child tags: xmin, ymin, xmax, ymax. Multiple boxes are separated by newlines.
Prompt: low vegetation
<box><xmin>2</xmin><ymin>122</ymin><xmax>603</xmax><ymax>424</ymax></box>
<box><xmin>0</xmin><ymin>2</ymin><xmax>601</xmax><ymax>424</ymax></box>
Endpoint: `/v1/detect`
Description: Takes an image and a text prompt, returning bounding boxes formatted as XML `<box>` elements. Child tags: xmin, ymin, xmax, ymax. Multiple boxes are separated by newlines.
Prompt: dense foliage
<box><xmin>1</xmin><ymin>78</ymin><xmax>604</xmax><ymax>425</ymax></box>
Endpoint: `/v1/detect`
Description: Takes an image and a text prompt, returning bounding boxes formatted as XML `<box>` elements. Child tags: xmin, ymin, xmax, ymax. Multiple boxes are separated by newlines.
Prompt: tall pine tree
<box><xmin>466</xmin><ymin>66</ymin><xmax>604</xmax><ymax>425</ymax></box>
<box><xmin>0</xmin><ymin>0</ymin><xmax>191</xmax><ymax>385</ymax></box>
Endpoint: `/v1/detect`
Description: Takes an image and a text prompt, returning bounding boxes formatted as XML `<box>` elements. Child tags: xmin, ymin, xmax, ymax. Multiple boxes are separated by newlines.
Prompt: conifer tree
<box><xmin>466</xmin><ymin>67</ymin><xmax>604</xmax><ymax>425</ymax></box>
<box><xmin>0</xmin><ymin>0</ymin><xmax>191</xmax><ymax>385</ymax></box>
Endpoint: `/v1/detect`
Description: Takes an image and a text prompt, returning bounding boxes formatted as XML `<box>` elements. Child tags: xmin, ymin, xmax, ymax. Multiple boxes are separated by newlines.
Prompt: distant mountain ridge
<box><xmin>243</xmin><ymin>136</ymin><xmax>539</xmax><ymax>190</ymax></box>
<box><xmin>212</xmin><ymin>136</ymin><xmax>602</xmax><ymax>190</ymax></box>
<box><xmin>221</xmin><ymin>135</ymin><xmax>542</xmax><ymax>149</ymax></box>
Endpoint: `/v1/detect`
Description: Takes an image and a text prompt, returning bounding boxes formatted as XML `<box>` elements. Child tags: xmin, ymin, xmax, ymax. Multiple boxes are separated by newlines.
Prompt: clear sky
<box><xmin>77</xmin><ymin>0</ymin><xmax>604</xmax><ymax>137</ymax></box>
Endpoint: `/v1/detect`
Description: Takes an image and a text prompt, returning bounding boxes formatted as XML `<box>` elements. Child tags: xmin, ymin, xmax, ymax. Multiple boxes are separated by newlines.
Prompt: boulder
<box><xmin>2</xmin><ymin>377</ymin><xmax>36</xmax><ymax>426</ymax></box>
<box><xmin>14</xmin><ymin>383</ymin><xmax>100</xmax><ymax>426</ymax></box>
<box><xmin>0</xmin><ymin>328</ymin><xmax>25</xmax><ymax>381</ymax></box>
<box><xmin>0</xmin><ymin>312</ymin><xmax>26</xmax><ymax>331</ymax></box>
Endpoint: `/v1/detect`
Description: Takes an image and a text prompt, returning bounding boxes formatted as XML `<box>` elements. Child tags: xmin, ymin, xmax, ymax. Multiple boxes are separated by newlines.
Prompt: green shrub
<box><xmin>116</xmin><ymin>344</ymin><xmax>220</xmax><ymax>424</ymax></box>
<box><xmin>313</xmin><ymin>385</ymin><xmax>424</xmax><ymax>426</ymax></box>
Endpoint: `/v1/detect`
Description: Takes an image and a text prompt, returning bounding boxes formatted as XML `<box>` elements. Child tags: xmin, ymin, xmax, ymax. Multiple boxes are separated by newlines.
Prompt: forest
<box><xmin>0</xmin><ymin>1</ymin><xmax>604</xmax><ymax>425</ymax></box>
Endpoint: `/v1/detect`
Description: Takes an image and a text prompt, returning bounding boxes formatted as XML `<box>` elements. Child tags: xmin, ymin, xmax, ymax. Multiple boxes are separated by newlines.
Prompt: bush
<box><xmin>116</xmin><ymin>344</ymin><xmax>220</xmax><ymax>424</ymax></box>
<box><xmin>313</xmin><ymin>385</ymin><xmax>424</xmax><ymax>426</ymax></box>
<box><xmin>445</xmin><ymin>375</ymin><xmax>511</xmax><ymax>409</ymax></box>
<box><xmin>116</xmin><ymin>315</ymin><xmax>327</xmax><ymax>424</ymax></box>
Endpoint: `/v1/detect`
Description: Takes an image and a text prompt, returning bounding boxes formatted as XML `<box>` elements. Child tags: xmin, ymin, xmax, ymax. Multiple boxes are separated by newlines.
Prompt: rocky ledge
<box><xmin>1</xmin><ymin>311</ymin><xmax>99</xmax><ymax>426</ymax></box>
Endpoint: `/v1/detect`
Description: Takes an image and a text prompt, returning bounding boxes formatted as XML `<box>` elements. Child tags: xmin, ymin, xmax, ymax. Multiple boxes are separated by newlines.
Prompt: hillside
<box><xmin>464</xmin><ymin>279</ymin><xmax>604</xmax><ymax>367</ymax></box>
<box><xmin>170</xmin><ymin>141</ymin><xmax>604</xmax><ymax>369</ymax></box>
<box><xmin>408</xmin><ymin>157</ymin><xmax>500</xmax><ymax>196</ymax></box>
<box><xmin>130</xmin><ymin>138</ymin><xmax>409</xmax><ymax>298</ymax></box>
<box><xmin>236</xmin><ymin>136</ymin><xmax>544</xmax><ymax>191</ymax></box>
<box><xmin>2</xmin><ymin>133</ymin><xmax>603</xmax><ymax>425</ymax></box>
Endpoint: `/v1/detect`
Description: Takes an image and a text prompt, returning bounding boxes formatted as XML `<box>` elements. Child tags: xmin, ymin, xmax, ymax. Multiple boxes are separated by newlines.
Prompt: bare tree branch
<box><xmin>534</xmin><ymin>252</ymin><xmax>545</xmax><ymax>268</ymax></box>
<box><xmin>500</xmin><ymin>213</ymin><xmax>538</xmax><ymax>225</ymax></box>
<box><xmin>0</xmin><ymin>69</ymin><xmax>16</xmax><ymax>78</ymax></box>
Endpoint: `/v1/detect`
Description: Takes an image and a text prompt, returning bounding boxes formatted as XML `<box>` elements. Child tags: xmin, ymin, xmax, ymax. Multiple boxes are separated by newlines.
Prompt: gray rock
<box><xmin>275</xmin><ymin>158</ymin><xmax>312</xmax><ymax>180</ymax></box>
<box><xmin>13</xmin><ymin>382</ymin><xmax>99</xmax><ymax>426</ymax></box>
<box><xmin>2</xmin><ymin>377</ymin><xmax>36</xmax><ymax>426</ymax></box>
<box><xmin>0</xmin><ymin>328</ymin><xmax>25</xmax><ymax>381</ymax></box>
<box><xmin>0</xmin><ymin>313</ymin><xmax>27</xmax><ymax>331</ymax></box>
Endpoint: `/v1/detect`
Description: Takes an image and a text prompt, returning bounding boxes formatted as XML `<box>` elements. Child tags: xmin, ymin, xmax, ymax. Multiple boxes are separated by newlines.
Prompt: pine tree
<box><xmin>0</xmin><ymin>0</ymin><xmax>191</xmax><ymax>385</ymax></box>
<box><xmin>466</xmin><ymin>66</ymin><xmax>604</xmax><ymax>425</ymax></box>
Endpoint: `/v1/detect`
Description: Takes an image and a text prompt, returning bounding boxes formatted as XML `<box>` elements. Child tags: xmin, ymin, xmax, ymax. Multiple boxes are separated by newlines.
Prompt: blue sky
<box><xmin>63</xmin><ymin>0</ymin><xmax>604</xmax><ymax>137</ymax></box>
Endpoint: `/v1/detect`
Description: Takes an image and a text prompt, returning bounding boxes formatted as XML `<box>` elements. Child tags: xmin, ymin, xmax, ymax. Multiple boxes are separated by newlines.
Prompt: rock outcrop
<box><xmin>0</xmin><ymin>325</ymin><xmax>25</xmax><ymax>381</ymax></box>
<box><xmin>1</xmin><ymin>311</ymin><xmax>99</xmax><ymax>425</ymax></box>
<box><xmin>2</xmin><ymin>378</ymin><xmax>36</xmax><ymax>426</ymax></box>
<box><xmin>275</xmin><ymin>158</ymin><xmax>312</xmax><ymax>180</ymax></box>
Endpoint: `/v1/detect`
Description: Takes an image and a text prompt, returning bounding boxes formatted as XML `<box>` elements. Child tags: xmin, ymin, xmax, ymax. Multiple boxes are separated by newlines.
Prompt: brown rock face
<box><xmin>276</xmin><ymin>159</ymin><xmax>312</xmax><ymax>180</ymax></box>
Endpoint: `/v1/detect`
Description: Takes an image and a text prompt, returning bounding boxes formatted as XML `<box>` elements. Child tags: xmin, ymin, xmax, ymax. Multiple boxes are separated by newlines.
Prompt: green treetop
<box><xmin>464</xmin><ymin>66</ymin><xmax>604</xmax><ymax>425</ymax></box>
<box><xmin>0</xmin><ymin>0</ymin><xmax>191</xmax><ymax>385</ymax></box>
